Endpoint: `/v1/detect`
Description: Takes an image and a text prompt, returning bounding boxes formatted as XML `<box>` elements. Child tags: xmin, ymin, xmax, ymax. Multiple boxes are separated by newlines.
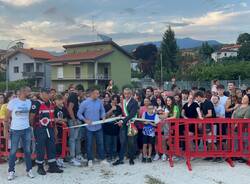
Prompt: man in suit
<box><xmin>113</xmin><ymin>88</ymin><xmax>139</xmax><ymax>166</ymax></box>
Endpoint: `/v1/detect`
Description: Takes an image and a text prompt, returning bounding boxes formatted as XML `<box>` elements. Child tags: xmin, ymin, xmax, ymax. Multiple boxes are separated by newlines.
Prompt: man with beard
<box><xmin>113</xmin><ymin>88</ymin><xmax>139</xmax><ymax>166</ymax></box>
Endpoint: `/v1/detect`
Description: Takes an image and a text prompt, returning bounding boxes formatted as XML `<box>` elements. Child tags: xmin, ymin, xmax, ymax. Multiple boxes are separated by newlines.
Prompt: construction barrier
<box><xmin>156</xmin><ymin>118</ymin><xmax>250</xmax><ymax>171</ymax></box>
<box><xmin>2</xmin><ymin>118</ymin><xmax>250</xmax><ymax>171</ymax></box>
<box><xmin>0</xmin><ymin>120</ymin><xmax>69</xmax><ymax>160</ymax></box>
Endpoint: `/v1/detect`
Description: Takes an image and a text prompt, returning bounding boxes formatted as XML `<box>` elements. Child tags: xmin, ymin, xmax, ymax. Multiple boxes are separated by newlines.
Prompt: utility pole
<box><xmin>91</xmin><ymin>16</ymin><xmax>99</xmax><ymax>41</ymax></box>
<box><xmin>238</xmin><ymin>75</ymin><xmax>241</xmax><ymax>89</ymax></box>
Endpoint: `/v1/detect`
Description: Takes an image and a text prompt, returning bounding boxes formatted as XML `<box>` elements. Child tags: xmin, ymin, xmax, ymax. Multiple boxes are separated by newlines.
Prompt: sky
<box><xmin>0</xmin><ymin>0</ymin><xmax>250</xmax><ymax>51</ymax></box>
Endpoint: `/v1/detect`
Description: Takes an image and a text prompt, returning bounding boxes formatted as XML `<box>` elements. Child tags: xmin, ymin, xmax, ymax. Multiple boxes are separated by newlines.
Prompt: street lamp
<box><xmin>5</xmin><ymin>39</ymin><xmax>25</xmax><ymax>92</ymax></box>
<box><xmin>160</xmin><ymin>51</ymin><xmax>163</xmax><ymax>89</ymax></box>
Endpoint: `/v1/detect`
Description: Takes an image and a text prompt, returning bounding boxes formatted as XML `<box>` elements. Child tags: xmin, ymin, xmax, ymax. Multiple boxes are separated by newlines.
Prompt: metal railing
<box><xmin>23</xmin><ymin>72</ymin><xmax>44</xmax><ymax>78</ymax></box>
<box><xmin>55</xmin><ymin>74</ymin><xmax>111</xmax><ymax>80</ymax></box>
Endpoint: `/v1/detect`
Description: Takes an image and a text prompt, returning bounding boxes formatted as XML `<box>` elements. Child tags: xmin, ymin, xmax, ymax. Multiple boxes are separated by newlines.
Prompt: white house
<box><xmin>211</xmin><ymin>44</ymin><xmax>241</xmax><ymax>62</ymax></box>
<box><xmin>5</xmin><ymin>48</ymin><xmax>54</xmax><ymax>88</ymax></box>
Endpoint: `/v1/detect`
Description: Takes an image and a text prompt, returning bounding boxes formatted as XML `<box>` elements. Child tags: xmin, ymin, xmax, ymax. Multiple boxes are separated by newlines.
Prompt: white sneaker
<box><xmin>76</xmin><ymin>155</ymin><xmax>86</xmax><ymax>163</ymax></box>
<box><xmin>138</xmin><ymin>153</ymin><xmax>143</xmax><ymax>160</ymax></box>
<box><xmin>27</xmin><ymin>170</ymin><xmax>34</xmax><ymax>179</ymax></box>
<box><xmin>153</xmin><ymin>154</ymin><xmax>160</xmax><ymax>161</ymax></box>
<box><xmin>100</xmin><ymin>159</ymin><xmax>109</xmax><ymax>166</ymax></box>
<box><xmin>161</xmin><ymin>154</ymin><xmax>167</xmax><ymax>161</ymax></box>
<box><xmin>70</xmin><ymin>158</ymin><xmax>82</xmax><ymax>166</ymax></box>
<box><xmin>8</xmin><ymin>171</ymin><xmax>15</xmax><ymax>181</ymax></box>
<box><xmin>88</xmin><ymin>160</ymin><xmax>93</xmax><ymax>167</ymax></box>
<box><xmin>57</xmin><ymin>158</ymin><xmax>66</xmax><ymax>168</ymax></box>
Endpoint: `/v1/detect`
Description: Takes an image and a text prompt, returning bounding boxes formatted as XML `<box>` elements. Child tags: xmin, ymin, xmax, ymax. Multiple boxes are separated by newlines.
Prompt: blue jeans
<box><xmin>104</xmin><ymin>134</ymin><xmax>117</xmax><ymax>159</ymax></box>
<box><xmin>8</xmin><ymin>127</ymin><xmax>32</xmax><ymax>172</ymax></box>
<box><xmin>68</xmin><ymin>120</ymin><xmax>82</xmax><ymax>158</ymax></box>
<box><xmin>86</xmin><ymin>129</ymin><xmax>105</xmax><ymax>161</ymax></box>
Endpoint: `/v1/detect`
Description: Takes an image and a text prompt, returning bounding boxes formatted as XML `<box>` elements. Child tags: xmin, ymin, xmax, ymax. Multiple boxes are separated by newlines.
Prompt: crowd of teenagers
<box><xmin>1</xmin><ymin>80</ymin><xmax>250</xmax><ymax>181</ymax></box>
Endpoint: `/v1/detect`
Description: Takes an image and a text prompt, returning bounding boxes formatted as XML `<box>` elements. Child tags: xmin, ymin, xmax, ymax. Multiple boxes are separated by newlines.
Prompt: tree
<box><xmin>199</xmin><ymin>42</ymin><xmax>214</xmax><ymax>61</ymax></box>
<box><xmin>0</xmin><ymin>71</ymin><xmax>5</xmax><ymax>81</ymax></box>
<box><xmin>237</xmin><ymin>33</ymin><xmax>250</xmax><ymax>44</ymax></box>
<box><xmin>160</xmin><ymin>26</ymin><xmax>179</xmax><ymax>72</ymax></box>
<box><xmin>238</xmin><ymin>41</ymin><xmax>250</xmax><ymax>61</ymax></box>
<box><xmin>133</xmin><ymin>44</ymin><xmax>158</xmax><ymax>78</ymax></box>
<box><xmin>185</xmin><ymin>61</ymin><xmax>250</xmax><ymax>81</ymax></box>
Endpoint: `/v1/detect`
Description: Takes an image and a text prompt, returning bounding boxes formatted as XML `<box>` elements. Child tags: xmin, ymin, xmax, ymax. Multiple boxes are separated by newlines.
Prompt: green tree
<box><xmin>154</xmin><ymin>26</ymin><xmax>179</xmax><ymax>84</ymax></box>
<box><xmin>0</xmin><ymin>79</ymin><xmax>34</xmax><ymax>92</ymax></box>
<box><xmin>185</xmin><ymin>61</ymin><xmax>250</xmax><ymax>81</ymax></box>
<box><xmin>0</xmin><ymin>71</ymin><xmax>6</xmax><ymax>81</ymax></box>
<box><xmin>133</xmin><ymin>44</ymin><xmax>158</xmax><ymax>78</ymax></box>
<box><xmin>131</xmin><ymin>68</ymin><xmax>143</xmax><ymax>78</ymax></box>
<box><xmin>238</xmin><ymin>41</ymin><xmax>250</xmax><ymax>61</ymax></box>
<box><xmin>199</xmin><ymin>42</ymin><xmax>214</xmax><ymax>61</ymax></box>
<box><xmin>160</xmin><ymin>26</ymin><xmax>179</xmax><ymax>72</ymax></box>
<box><xmin>237</xmin><ymin>33</ymin><xmax>250</xmax><ymax>44</ymax></box>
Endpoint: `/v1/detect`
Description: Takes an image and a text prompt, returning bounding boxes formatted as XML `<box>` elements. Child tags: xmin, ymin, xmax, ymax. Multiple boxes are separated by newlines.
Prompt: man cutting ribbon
<box><xmin>77</xmin><ymin>87</ymin><xmax>109</xmax><ymax>167</ymax></box>
<box><xmin>113</xmin><ymin>88</ymin><xmax>139</xmax><ymax>166</ymax></box>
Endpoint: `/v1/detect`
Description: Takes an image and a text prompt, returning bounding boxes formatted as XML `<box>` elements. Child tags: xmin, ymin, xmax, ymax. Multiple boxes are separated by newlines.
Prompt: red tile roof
<box><xmin>49</xmin><ymin>50</ymin><xmax>113</xmax><ymax>62</ymax></box>
<box><xmin>63</xmin><ymin>41</ymin><xmax>133</xmax><ymax>59</ymax></box>
<box><xmin>222</xmin><ymin>44</ymin><xmax>241</xmax><ymax>49</ymax></box>
<box><xmin>17</xmin><ymin>48</ymin><xmax>54</xmax><ymax>60</ymax></box>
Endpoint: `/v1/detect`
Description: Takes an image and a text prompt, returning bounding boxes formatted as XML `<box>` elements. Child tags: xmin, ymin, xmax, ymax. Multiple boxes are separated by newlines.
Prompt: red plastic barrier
<box><xmin>156</xmin><ymin>118</ymin><xmax>250</xmax><ymax>171</ymax></box>
<box><xmin>0</xmin><ymin>120</ymin><xmax>7</xmax><ymax>160</ymax></box>
<box><xmin>0</xmin><ymin>120</ymin><xmax>69</xmax><ymax>160</ymax></box>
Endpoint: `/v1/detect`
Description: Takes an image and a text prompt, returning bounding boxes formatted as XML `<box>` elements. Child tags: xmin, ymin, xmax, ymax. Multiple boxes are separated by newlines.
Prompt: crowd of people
<box><xmin>0</xmin><ymin>80</ymin><xmax>250</xmax><ymax>181</ymax></box>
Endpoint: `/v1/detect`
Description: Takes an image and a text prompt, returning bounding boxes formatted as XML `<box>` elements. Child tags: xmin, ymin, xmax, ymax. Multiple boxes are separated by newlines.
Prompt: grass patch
<box><xmin>145</xmin><ymin>175</ymin><xmax>166</xmax><ymax>184</ymax></box>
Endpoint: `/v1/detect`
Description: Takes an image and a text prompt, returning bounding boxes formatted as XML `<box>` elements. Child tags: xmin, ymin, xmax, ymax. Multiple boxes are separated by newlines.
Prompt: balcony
<box><xmin>23</xmin><ymin>72</ymin><xmax>44</xmax><ymax>78</ymax></box>
<box><xmin>55</xmin><ymin>74</ymin><xmax>111</xmax><ymax>80</ymax></box>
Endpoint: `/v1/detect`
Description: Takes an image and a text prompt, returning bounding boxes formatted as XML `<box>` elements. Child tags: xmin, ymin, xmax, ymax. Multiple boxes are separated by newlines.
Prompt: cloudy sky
<box><xmin>0</xmin><ymin>0</ymin><xmax>250</xmax><ymax>51</ymax></box>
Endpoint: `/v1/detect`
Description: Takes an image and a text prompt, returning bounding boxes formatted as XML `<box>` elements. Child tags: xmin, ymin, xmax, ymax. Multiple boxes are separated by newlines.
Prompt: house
<box><xmin>0</xmin><ymin>49</ymin><xmax>7</xmax><ymax>71</ymax></box>
<box><xmin>180</xmin><ymin>48</ymin><xmax>198</xmax><ymax>57</ymax></box>
<box><xmin>0</xmin><ymin>49</ymin><xmax>7</xmax><ymax>60</ymax></box>
<box><xmin>4</xmin><ymin>48</ymin><xmax>54</xmax><ymax>88</ymax></box>
<box><xmin>48</xmin><ymin>41</ymin><xmax>133</xmax><ymax>91</ymax></box>
<box><xmin>211</xmin><ymin>44</ymin><xmax>241</xmax><ymax>62</ymax></box>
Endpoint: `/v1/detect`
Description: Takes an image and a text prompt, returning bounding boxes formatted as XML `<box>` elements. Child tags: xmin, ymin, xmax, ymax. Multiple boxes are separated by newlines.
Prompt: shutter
<box><xmin>57</xmin><ymin>67</ymin><xmax>63</xmax><ymax>79</ymax></box>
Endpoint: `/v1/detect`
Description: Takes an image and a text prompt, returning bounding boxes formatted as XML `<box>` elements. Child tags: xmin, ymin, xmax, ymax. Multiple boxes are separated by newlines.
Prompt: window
<box><xmin>75</xmin><ymin>66</ymin><xmax>81</xmax><ymax>79</ymax></box>
<box><xmin>14</xmin><ymin>66</ymin><xmax>19</xmax><ymax>73</ymax></box>
<box><xmin>104</xmin><ymin>67</ymin><xmax>109</xmax><ymax>79</ymax></box>
<box><xmin>57</xmin><ymin>67</ymin><xmax>64</xmax><ymax>79</ymax></box>
<box><xmin>23</xmin><ymin>63</ymin><xmax>34</xmax><ymax>73</ymax></box>
<box><xmin>57</xmin><ymin>84</ymin><xmax>64</xmax><ymax>92</ymax></box>
<box><xmin>36</xmin><ymin>63</ymin><xmax>43</xmax><ymax>72</ymax></box>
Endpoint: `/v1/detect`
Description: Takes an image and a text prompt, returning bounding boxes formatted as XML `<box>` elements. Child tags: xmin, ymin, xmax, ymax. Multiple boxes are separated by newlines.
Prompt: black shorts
<box><xmin>142</xmin><ymin>135</ymin><xmax>155</xmax><ymax>145</ymax></box>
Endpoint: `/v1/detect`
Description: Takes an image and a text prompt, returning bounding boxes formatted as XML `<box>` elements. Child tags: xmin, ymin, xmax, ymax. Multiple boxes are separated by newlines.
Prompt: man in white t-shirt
<box><xmin>5</xmin><ymin>87</ymin><xmax>34</xmax><ymax>181</ymax></box>
<box><xmin>217</xmin><ymin>84</ymin><xmax>228</xmax><ymax>107</ymax></box>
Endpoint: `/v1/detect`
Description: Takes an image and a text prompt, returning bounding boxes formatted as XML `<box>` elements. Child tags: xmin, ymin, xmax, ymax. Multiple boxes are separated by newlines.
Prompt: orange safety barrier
<box><xmin>156</xmin><ymin>118</ymin><xmax>250</xmax><ymax>171</ymax></box>
<box><xmin>0</xmin><ymin>120</ymin><xmax>69</xmax><ymax>160</ymax></box>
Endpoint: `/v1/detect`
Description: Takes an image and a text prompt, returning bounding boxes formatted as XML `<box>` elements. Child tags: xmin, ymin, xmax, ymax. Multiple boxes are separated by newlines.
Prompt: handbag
<box><xmin>127</xmin><ymin>122</ymin><xmax>138</xmax><ymax>137</ymax></box>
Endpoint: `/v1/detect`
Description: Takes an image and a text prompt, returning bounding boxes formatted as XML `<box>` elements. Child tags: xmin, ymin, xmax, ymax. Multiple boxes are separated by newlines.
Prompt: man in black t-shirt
<box><xmin>67</xmin><ymin>84</ymin><xmax>84</xmax><ymax>166</ymax></box>
<box><xmin>195</xmin><ymin>91</ymin><xmax>217</xmax><ymax>158</ymax></box>
<box><xmin>195</xmin><ymin>91</ymin><xmax>216</xmax><ymax>118</ymax></box>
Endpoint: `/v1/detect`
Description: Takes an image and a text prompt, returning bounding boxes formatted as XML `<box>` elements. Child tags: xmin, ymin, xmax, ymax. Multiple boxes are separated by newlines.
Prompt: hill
<box><xmin>122</xmin><ymin>37</ymin><xmax>221</xmax><ymax>53</ymax></box>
